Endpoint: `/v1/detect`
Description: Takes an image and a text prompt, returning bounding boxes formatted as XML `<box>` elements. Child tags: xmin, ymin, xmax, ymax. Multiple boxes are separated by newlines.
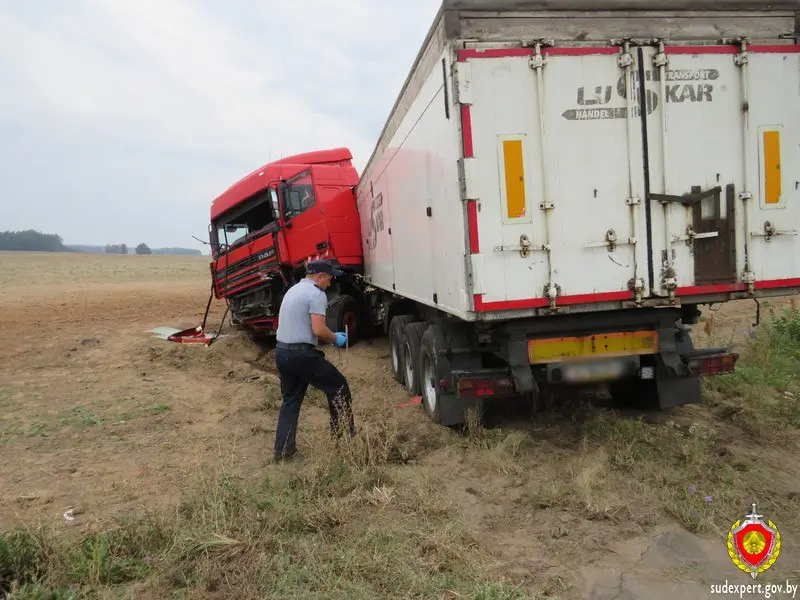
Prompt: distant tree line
<box><xmin>0</xmin><ymin>230</ymin><xmax>203</xmax><ymax>255</ymax></box>
<box><xmin>0</xmin><ymin>230</ymin><xmax>71</xmax><ymax>252</ymax></box>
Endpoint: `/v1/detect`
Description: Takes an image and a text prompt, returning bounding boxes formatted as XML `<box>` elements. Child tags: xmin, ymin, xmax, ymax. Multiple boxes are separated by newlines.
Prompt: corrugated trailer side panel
<box><xmin>357</xmin><ymin>22</ymin><xmax>474</xmax><ymax>319</ymax></box>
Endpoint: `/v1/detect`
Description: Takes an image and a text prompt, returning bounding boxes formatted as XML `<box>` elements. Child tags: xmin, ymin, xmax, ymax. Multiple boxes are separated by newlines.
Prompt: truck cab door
<box><xmin>278</xmin><ymin>168</ymin><xmax>330</xmax><ymax>265</ymax></box>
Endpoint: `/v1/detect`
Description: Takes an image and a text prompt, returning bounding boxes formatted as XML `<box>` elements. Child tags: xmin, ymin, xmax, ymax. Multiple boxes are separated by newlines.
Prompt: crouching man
<box><xmin>272</xmin><ymin>259</ymin><xmax>356</xmax><ymax>461</ymax></box>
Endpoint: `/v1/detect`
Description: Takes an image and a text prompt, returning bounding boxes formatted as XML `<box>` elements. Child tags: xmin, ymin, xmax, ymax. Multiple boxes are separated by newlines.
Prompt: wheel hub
<box><xmin>422</xmin><ymin>355</ymin><xmax>436</xmax><ymax>414</ymax></box>
<box><xmin>391</xmin><ymin>338</ymin><xmax>399</xmax><ymax>372</ymax></box>
<box><xmin>403</xmin><ymin>342</ymin><xmax>414</xmax><ymax>389</ymax></box>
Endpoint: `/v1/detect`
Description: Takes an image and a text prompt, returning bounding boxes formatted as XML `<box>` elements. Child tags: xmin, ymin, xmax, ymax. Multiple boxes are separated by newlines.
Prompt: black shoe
<box><xmin>273</xmin><ymin>450</ymin><xmax>297</xmax><ymax>463</ymax></box>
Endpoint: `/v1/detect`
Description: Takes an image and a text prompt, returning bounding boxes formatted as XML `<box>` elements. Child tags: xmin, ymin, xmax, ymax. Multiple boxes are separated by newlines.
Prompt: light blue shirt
<box><xmin>276</xmin><ymin>278</ymin><xmax>328</xmax><ymax>345</ymax></box>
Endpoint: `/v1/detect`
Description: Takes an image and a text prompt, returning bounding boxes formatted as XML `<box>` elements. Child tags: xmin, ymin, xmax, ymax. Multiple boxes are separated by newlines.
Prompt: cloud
<box><xmin>0</xmin><ymin>0</ymin><xmax>441</xmax><ymax>249</ymax></box>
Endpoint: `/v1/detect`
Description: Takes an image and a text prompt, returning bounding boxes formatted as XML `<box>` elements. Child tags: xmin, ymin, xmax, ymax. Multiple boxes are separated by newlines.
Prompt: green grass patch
<box><xmin>115</xmin><ymin>404</ymin><xmax>171</xmax><ymax>424</ymax></box>
<box><xmin>704</xmin><ymin>305</ymin><xmax>800</xmax><ymax>432</ymax></box>
<box><xmin>522</xmin><ymin>305</ymin><xmax>800</xmax><ymax>536</ymax></box>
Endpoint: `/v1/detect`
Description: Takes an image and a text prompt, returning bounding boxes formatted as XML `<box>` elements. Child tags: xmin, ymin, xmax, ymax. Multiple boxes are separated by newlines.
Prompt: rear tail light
<box><xmin>457</xmin><ymin>377</ymin><xmax>514</xmax><ymax>398</ymax></box>
<box><xmin>688</xmin><ymin>352</ymin><xmax>739</xmax><ymax>376</ymax></box>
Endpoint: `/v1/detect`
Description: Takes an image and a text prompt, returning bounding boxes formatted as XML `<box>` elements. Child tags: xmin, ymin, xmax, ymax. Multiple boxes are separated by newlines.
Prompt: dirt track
<box><xmin>2</xmin><ymin>251</ymin><xmax>799</xmax><ymax>599</ymax></box>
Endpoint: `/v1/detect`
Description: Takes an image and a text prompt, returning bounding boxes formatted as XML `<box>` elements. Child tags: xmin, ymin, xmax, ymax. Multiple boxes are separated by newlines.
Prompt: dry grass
<box><xmin>3</xmin><ymin>252</ymin><xmax>800</xmax><ymax>599</ymax></box>
<box><xmin>1</xmin><ymin>415</ymin><xmax>528</xmax><ymax>599</ymax></box>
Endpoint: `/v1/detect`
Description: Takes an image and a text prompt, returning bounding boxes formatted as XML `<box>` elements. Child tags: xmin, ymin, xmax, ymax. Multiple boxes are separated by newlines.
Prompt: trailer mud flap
<box><xmin>439</xmin><ymin>393</ymin><xmax>483</xmax><ymax>428</ymax></box>
<box><xmin>653</xmin><ymin>370</ymin><xmax>703</xmax><ymax>409</ymax></box>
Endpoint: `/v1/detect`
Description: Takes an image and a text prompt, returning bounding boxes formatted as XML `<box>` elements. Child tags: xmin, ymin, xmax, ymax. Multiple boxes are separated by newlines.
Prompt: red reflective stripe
<box><xmin>749</xmin><ymin>44</ymin><xmax>800</xmax><ymax>53</ymax></box>
<box><xmin>457</xmin><ymin>48</ymin><xmax>532</xmax><ymax>61</ymax></box>
<box><xmin>458</xmin><ymin>45</ymin><xmax>800</xmax><ymax>62</ymax></box>
<box><xmin>474</xmin><ymin>294</ymin><xmax>547</xmax><ymax>311</ymax></box>
<box><xmin>460</xmin><ymin>105</ymin><xmax>474</xmax><ymax>158</ymax></box>
<box><xmin>473</xmin><ymin>290</ymin><xmax>631</xmax><ymax>312</ymax></box>
<box><xmin>544</xmin><ymin>47</ymin><xmax>619</xmax><ymax>56</ymax></box>
<box><xmin>678</xmin><ymin>279</ymin><xmax>800</xmax><ymax>295</ymax></box>
<box><xmin>457</xmin><ymin>47</ymin><xmax>621</xmax><ymax>60</ymax></box>
<box><xmin>754</xmin><ymin>277</ymin><xmax>800</xmax><ymax>290</ymax></box>
<box><xmin>665</xmin><ymin>44</ymin><xmax>800</xmax><ymax>55</ymax></box>
<box><xmin>556</xmin><ymin>291</ymin><xmax>633</xmax><ymax>306</ymax></box>
<box><xmin>467</xmin><ymin>200</ymin><xmax>480</xmax><ymax>253</ymax></box>
<box><xmin>475</xmin><ymin>278</ymin><xmax>800</xmax><ymax>312</ymax></box>
<box><xmin>676</xmin><ymin>283</ymin><xmax>746</xmax><ymax>295</ymax></box>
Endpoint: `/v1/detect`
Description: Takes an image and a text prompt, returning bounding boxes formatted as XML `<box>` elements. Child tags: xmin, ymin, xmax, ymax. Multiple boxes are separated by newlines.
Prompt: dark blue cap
<box><xmin>306</xmin><ymin>259</ymin><xmax>343</xmax><ymax>277</ymax></box>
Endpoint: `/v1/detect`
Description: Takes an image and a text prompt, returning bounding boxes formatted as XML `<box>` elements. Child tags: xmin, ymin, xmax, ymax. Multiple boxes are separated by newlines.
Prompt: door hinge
<box><xmin>628</xmin><ymin>277</ymin><xmax>646</xmax><ymax>305</ymax></box>
<box><xmin>660</xmin><ymin>266</ymin><xmax>678</xmax><ymax>301</ymax></box>
<box><xmin>733</xmin><ymin>37</ymin><xmax>750</xmax><ymax>67</ymax></box>
<box><xmin>527</xmin><ymin>39</ymin><xmax>553</xmax><ymax>70</ymax></box>
<box><xmin>457</xmin><ymin>157</ymin><xmax>478</xmax><ymax>201</ymax></box>
<box><xmin>652</xmin><ymin>42</ymin><xmax>669</xmax><ymax>69</ymax></box>
<box><xmin>539</xmin><ymin>201</ymin><xmax>554</xmax><ymax>211</ymax></box>
<box><xmin>453</xmin><ymin>61</ymin><xmax>473</xmax><ymax>105</ymax></box>
<box><xmin>626</xmin><ymin>196</ymin><xmax>641</xmax><ymax>205</ymax></box>
<box><xmin>544</xmin><ymin>282</ymin><xmax>561</xmax><ymax>310</ymax></box>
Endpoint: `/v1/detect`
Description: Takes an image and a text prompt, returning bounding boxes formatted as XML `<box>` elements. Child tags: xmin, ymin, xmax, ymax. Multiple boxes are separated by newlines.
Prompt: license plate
<box><xmin>528</xmin><ymin>330</ymin><xmax>659</xmax><ymax>364</ymax></box>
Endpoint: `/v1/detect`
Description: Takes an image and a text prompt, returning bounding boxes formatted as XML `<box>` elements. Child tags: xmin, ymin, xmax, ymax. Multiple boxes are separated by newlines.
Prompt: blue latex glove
<box><xmin>335</xmin><ymin>332</ymin><xmax>348</xmax><ymax>348</ymax></box>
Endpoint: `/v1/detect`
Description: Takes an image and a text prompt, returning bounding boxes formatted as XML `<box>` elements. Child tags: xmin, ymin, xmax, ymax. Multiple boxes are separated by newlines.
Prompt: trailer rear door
<box><xmin>459</xmin><ymin>42</ymin><xmax>800</xmax><ymax>312</ymax></box>
<box><xmin>640</xmin><ymin>43</ymin><xmax>800</xmax><ymax>297</ymax></box>
<box><xmin>461</xmin><ymin>47</ymin><xmax>651</xmax><ymax>310</ymax></box>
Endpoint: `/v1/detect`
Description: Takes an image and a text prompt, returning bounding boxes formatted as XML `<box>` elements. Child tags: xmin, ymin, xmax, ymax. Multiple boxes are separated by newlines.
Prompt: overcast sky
<box><xmin>0</xmin><ymin>0</ymin><xmax>441</xmax><ymax>253</ymax></box>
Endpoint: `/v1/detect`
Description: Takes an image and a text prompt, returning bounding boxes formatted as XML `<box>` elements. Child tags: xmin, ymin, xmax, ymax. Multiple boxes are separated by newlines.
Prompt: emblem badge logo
<box><xmin>727</xmin><ymin>503</ymin><xmax>781</xmax><ymax>579</ymax></box>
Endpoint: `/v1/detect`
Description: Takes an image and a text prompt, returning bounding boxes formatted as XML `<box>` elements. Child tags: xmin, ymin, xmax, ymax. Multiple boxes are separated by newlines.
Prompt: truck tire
<box><xmin>389</xmin><ymin>315</ymin><xmax>416</xmax><ymax>384</ymax></box>
<box><xmin>419</xmin><ymin>325</ymin><xmax>449</xmax><ymax>424</ymax></box>
<box><xmin>327</xmin><ymin>295</ymin><xmax>360</xmax><ymax>344</ymax></box>
<box><xmin>401</xmin><ymin>321</ymin><xmax>429</xmax><ymax>396</ymax></box>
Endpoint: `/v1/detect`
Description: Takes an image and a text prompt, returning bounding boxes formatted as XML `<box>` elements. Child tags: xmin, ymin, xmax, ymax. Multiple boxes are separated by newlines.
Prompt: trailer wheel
<box><xmin>389</xmin><ymin>315</ymin><xmax>416</xmax><ymax>384</ymax></box>
<box><xmin>327</xmin><ymin>295</ymin><xmax>360</xmax><ymax>344</ymax></box>
<box><xmin>401</xmin><ymin>321</ymin><xmax>429</xmax><ymax>396</ymax></box>
<box><xmin>419</xmin><ymin>325</ymin><xmax>449</xmax><ymax>424</ymax></box>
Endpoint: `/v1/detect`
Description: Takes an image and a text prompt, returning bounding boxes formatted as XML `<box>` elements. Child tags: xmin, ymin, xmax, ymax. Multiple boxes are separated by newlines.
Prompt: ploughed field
<box><xmin>1</xmin><ymin>250</ymin><xmax>800</xmax><ymax>599</ymax></box>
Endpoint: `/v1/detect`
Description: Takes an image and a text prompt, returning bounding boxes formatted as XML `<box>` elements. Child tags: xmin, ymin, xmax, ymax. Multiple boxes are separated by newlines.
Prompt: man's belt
<box><xmin>276</xmin><ymin>342</ymin><xmax>316</xmax><ymax>350</ymax></box>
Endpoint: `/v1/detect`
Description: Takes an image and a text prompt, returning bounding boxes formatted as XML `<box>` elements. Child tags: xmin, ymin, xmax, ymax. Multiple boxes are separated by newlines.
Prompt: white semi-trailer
<box><xmin>351</xmin><ymin>0</ymin><xmax>800</xmax><ymax>426</ymax></box>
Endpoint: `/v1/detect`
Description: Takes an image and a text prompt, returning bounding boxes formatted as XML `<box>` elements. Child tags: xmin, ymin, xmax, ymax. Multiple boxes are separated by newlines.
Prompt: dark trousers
<box><xmin>273</xmin><ymin>346</ymin><xmax>356</xmax><ymax>458</ymax></box>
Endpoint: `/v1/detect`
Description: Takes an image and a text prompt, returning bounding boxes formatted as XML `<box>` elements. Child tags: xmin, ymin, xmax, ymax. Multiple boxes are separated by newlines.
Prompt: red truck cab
<box><xmin>209</xmin><ymin>148</ymin><xmax>362</xmax><ymax>336</ymax></box>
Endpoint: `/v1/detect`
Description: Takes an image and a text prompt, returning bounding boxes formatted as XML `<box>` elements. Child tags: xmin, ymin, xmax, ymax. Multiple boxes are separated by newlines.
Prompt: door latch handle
<box><xmin>494</xmin><ymin>234</ymin><xmax>539</xmax><ymax>257</ymax></box>
<box><xmin>672</xmin><ymin>226</ymin><xmax>718</xmax><ymax>246</ymax></box>
<box><xmin>750</xmin><ymin>221</ymin><xmax>799</xmax><ymax>241</ymax></box>
<box><xmin>649</xmin><ymin>186</ymin><xmax>722</xmax><ymax>207</ymax></box>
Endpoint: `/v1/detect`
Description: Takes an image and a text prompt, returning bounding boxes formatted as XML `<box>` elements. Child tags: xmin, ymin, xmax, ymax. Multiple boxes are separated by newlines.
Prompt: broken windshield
<box><xmin>213</xmin><ymin>187</ymin><xmax>280</xmax><ymax>254</ymax></box>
